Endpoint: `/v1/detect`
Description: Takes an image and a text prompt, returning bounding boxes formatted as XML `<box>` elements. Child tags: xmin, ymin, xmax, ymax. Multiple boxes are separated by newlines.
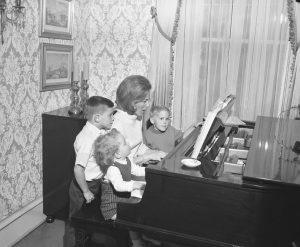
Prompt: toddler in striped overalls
<box><xmin>94</xmin><ymin>128</ymin><xmax>146</xmax><ymax>247</ymax></box>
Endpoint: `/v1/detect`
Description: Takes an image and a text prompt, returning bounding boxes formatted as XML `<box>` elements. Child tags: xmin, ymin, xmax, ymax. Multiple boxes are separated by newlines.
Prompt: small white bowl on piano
<box><xmin>181</xmin><ymin>158</ymin><xmax>201</xmax><ymax>168</ymax></box>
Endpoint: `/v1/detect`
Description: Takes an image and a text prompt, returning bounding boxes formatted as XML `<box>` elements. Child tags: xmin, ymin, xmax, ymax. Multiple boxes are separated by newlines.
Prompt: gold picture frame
<box><xmin>40</xmin><ymin>43</ymin><xmax>73</xmax><ymax>92</ymax></box>
<box><xmin>40</xmin><ymin>0</ymin><xmax>73</xmax><ymax>40</ymax></box>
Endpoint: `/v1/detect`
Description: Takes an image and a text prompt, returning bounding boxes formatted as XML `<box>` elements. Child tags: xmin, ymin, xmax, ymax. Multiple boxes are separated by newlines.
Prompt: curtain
<box><xmin>286</xmin><ymin>47</ymin><xmax>300</xmax><ymax>119</ymax></box>
<box><xmin>296</xmin><ymin>2</ymin><xmax>300</xmax><ymax>44</ymax></box>
<box><xmin>172</xmin><ymin>0</ymin><xmax>289</xmax><ymax>131</ymax></box>
<box><xmin>284</xmin><ymin>0</ymin><xmax>300</xmax><ymax>119</ymax></box>
<box><xmin>148</xmin><ymin>0</ymin><xmax>179</xmax><ymax>106</ymax></box>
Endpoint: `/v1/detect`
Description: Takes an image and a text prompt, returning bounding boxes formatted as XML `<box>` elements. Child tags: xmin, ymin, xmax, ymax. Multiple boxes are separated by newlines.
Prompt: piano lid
<box><xmin>244</xmin><ymin>116</ymin><xmax>300</xmax><ymax>187</ymax></box>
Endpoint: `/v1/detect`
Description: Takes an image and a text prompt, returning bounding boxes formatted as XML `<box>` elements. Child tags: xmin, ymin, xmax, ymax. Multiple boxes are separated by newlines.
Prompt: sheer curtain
<box><xmin>172</xmin><ymin>0</ymin><xmax>289</xmax><ymax>130</ymax></box>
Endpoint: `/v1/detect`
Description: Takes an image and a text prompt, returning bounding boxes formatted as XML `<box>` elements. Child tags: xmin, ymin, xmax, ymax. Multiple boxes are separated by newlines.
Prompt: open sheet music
<box><xmin>191</xmin><ymin>95</ymin><xmax>236</xmax><ymax>159</ymax></box>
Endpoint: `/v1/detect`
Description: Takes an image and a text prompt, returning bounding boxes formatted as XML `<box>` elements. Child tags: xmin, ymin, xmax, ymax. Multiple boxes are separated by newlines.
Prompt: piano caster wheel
<box><xmin>46</xmin><ymin>216</ymin><xmax>55</xmax><ymax>223</ymax></box>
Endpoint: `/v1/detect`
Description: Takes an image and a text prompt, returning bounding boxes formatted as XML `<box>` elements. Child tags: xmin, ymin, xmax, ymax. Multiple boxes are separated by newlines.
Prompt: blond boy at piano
<box><xmin>144</xmin><ymin>105</ymin><xmax>183</xmax><ymax>153</ymax></box>
<box><xmin>94</xmin><ymin>128</ymin><xmax>146</xmax><ymax>247</ymax></box>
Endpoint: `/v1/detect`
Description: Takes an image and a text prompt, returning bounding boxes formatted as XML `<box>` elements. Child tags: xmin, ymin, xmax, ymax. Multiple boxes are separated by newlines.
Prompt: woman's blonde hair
<box><xmin>94</xmin><ymin>128</ymin><xmax>122</xmax><ymax>174</ymax></box>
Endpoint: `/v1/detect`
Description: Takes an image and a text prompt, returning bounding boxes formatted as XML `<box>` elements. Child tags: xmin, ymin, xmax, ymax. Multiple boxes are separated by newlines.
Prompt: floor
<box><xmin>11</xmin><ymin>218</ymin><xmax>300</xmax><ymax>247</ymax></box>
<box><xmin>12</xmin><ymin>219</ymin><xmax>186</xmax><ymax>247</ymax></box>
<box><xmin>13</xmin><ymin>219</ymin><xmax>65</xmax><ymax>247</ymax></box>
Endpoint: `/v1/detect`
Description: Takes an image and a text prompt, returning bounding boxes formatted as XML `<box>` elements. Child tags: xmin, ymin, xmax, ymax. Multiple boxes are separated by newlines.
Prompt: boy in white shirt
<box><xmin>69</xmin><ymin>96</ymin><xmax>115</xmax><ymax>217</ymax></box>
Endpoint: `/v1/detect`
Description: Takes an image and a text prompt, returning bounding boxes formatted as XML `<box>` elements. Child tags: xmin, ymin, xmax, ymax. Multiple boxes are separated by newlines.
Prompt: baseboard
<box><xmin>0</xmin><ymin>197</ymin><xmax>45</xmax><ymax>247</ymax></box>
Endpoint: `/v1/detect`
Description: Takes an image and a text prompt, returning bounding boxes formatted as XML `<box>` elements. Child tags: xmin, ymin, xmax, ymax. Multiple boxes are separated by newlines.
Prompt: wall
<box><xmin>87</xmin><ymin>0</ymin><xmax>154</xmax><ymax>100</ymax></box>
<box><xmin>0</xmin><ymin>0</ymin><xmax>154</xmax><ymax>223</ymax></box>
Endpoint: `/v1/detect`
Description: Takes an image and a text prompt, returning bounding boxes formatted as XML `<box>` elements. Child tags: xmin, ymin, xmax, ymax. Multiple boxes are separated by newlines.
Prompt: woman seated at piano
<box><xmin>112</xmin><ymin>75</ymin><xmax>166</xmax><ymax>165</ymax></box>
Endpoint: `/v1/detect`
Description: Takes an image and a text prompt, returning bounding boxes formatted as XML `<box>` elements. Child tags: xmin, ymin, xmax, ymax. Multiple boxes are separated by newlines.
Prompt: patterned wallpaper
<box><xmin>88</xmin><ymin>0</ymin><xmax>154</xmax><ymax>100</ymax></box>
<box><xmin>0</xmin><ymin>0</ymin><xmax>154</xmax><ymax>223</ymax></box>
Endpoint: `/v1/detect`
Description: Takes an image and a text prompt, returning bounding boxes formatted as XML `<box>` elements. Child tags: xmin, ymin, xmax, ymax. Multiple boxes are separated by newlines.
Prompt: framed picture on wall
<box><xmin>40</xmin><ymin>43</ymin><xmax>73</xmax><ymax>92</ymax></box>
<box><xmin>40</xmin><ymin>0</ymin><xmax>73</xmax><ymax>39</ymax></box>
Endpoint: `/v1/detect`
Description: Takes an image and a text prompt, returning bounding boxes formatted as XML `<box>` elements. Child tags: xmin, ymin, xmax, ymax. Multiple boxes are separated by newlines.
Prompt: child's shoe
<box><xmin>131</xmin><ymin>238</ymin><xmax>147</xmax><ymax>247</ymax></box>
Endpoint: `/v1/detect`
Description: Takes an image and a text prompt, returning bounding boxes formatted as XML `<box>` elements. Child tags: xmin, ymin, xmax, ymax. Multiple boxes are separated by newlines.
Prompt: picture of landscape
<box><xmin>45</xmin><ymin>0</ymin><xmax>68</xmax><ymax>28</ymax></box>
<box><xmin>40</xmin><ymin>0</ymin><xmax>72</xmax><ymax>39</ymax></box>
<box><xmin>45</xmin><ymin>51</ymin><xmax>70</xmax><ymax>83</ymax></box>
<box><xmin>40</xmin><ymin>43</ymin><xmax>73</xmax><ymax>91</ymax></box>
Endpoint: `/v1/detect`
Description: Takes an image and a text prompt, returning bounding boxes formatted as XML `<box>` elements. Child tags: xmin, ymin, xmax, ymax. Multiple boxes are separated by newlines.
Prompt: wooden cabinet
<box><xmin>42</xmin><ymin>107</ymin><xmax>86</xmax><ymax>221</ymax></box>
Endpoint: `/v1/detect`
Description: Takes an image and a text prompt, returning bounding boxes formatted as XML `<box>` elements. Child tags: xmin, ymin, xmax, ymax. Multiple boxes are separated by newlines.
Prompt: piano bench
<box><xmin>70</xmin><ymin>199</ymin><xmax>129</xmax><ymax>247</ymax></box>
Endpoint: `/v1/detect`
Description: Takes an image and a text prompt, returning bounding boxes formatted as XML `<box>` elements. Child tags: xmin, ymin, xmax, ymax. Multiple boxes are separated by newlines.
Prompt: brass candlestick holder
<box><xmin>80</xmin><ymin>72</ymin><xmax>89</xmax><ymax>115</ymax></box>
<box><xmin>68</xmin><ymin>80</ymin><xmax>82</xmax><ymax>115</ymax></box>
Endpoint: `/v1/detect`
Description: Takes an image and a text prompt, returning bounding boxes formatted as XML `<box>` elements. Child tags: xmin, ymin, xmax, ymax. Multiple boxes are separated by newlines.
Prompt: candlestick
<box><xmin>15</xmin><ymin>0</ymin><xmax>21</xmax><ymax>7</ymax></box>
<box><xmin>68</xmin><ymin>73</ymin><xmax>82</xmax><ymax>116</ymax></box>
<box><xmin>80</xmin><ymin>71</ymin><xmax>89</xmax><ymax>114</ymax></box>
<box><xmin>83</xmin><ymin>62</ymin><xmax>89</xmax><ymax>81</ymax></box>
<box><xmin>73</xmin><ymin>63</ymin><xmax>79</xmax><ymax>82</ymax></box>
<box><xmin>0</xmin><ymin>0</ymin><xmax>6</xmax><ymax>6</ymax></box>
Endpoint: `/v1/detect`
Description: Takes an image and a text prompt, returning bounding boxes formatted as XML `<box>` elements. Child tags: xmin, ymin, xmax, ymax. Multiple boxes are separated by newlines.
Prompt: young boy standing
<box><xmin>68</xmin><ymin>96</ymin><xmax>115</xmax><ymax>217</ymax></box>
<box><xmin>144</xmin><ymin>105</ymin><xmax>183</xmax><ymax>153</ymax></box>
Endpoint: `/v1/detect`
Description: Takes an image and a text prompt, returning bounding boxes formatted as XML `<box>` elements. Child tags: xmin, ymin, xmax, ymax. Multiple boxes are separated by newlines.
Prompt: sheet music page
<box><xmin>191</xmin><ymin>95</ymin><xmax>235</xmax><ymax>159</ymax></box>
<box><xmin>191</xmin><ymin>104</ymin><xmax>222</xmax><ymax>159</ymax></box>
<box><xmin>225</xmin><ymin>115</ymin><xmax>245</xmax><ymax>126</ymax></box>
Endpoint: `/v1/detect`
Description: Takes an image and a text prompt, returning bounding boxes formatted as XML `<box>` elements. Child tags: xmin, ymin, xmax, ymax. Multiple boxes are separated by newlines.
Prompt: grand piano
<box><xmin>116</xmin><ymin>97</ymin><xmax>300</xmax><ymax>247</ymax></box>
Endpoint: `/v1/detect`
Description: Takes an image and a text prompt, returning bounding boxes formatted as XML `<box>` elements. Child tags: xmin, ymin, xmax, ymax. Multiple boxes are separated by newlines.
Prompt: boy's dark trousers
<box><xmin>64</xmin><ymin>178</ymin><xmax>101</xmax><ymax>247</ymax></box>
<box><xmin>68</xmin><ymin>178</ymin><xmax>101</xmax><ymax>218</ymax></box>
